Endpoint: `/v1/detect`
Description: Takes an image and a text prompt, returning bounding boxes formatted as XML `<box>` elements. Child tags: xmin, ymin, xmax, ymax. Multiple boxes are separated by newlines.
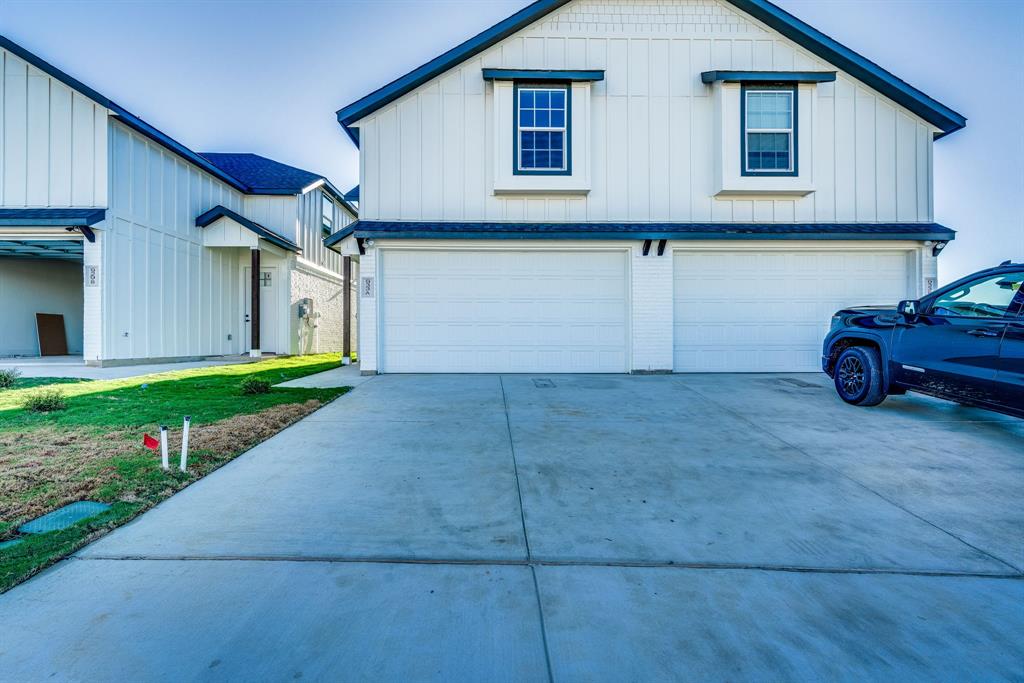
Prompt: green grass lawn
<box><xmin>0</xmin><ymin>355</ymin><xmax>350</xmax><ymax>592</ymax></box>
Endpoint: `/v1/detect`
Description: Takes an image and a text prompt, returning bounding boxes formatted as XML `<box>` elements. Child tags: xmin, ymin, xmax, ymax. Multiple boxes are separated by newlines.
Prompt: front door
<box><xmin>892</xmin><ymin>271</ymin><xmax>1021</xmax><ymax>404</ymax></box>
<box><xmin>243</xmin><ymin>265</ymin><xmax>278</xmax><ymax>354</ymax></box>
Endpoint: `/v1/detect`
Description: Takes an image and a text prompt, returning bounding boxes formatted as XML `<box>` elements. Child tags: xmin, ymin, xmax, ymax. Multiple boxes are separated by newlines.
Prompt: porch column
<box><xmin>342</xmin><ymin>255</ymin><xmax>352</xmax><ymax>363</ymax></box>
<box><xmin>250</xmin><ymin>247</ymin><xmax>261</xmax><ymax>358</ymax></box>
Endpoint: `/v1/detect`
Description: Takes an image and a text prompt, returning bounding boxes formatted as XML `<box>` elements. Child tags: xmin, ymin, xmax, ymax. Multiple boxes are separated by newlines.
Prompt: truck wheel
<box><xmin>834</xmin><ymin>346</ymin><xmax>887</xmax><ymax>406</ymax></box>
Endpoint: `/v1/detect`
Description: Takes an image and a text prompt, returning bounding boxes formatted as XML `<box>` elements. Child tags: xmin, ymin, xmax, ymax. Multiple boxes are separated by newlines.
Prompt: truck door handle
<box><xmin>966</xmin><ymin>328</ymin><xmax>998</xmax><ymax>337</ymax></box>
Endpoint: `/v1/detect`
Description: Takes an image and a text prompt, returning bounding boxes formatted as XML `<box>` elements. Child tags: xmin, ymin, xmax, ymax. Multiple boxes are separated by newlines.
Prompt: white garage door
<box><xmin>673</xmin><ymin>250</ymin><xmax>911</xmax><ymax>372</ymax></box>
<box><xmin>380</xmin><ymin>249</ymin><xmax>629</xmax><ymax>373</ymax></box>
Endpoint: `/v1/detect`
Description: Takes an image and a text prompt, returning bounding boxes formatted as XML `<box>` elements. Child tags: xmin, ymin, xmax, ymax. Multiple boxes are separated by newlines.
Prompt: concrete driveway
<box><xmin>1</xmin><ymin>373</ymin><xmax>1022</xmax><ymax>681</ymax></box>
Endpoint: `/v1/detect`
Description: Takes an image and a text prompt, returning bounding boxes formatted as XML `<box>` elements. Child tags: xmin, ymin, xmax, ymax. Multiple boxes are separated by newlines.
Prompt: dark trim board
<box><xmin>195</xmin><ymin>205</ymin><xmax>302</xmax><ymax>253</ymax></box>
<box><xmin>0</xmin><ymin>208</ymin><xmax>106</xmax><ymax>227</ymax></box>
<box><xmin>335</xmin><ymin>0</ymin><xmax>965</xmax><ymax>144</ymax></box>
<box><xmin>483</xmin><ymin>69</ymin><xmax>604</xmax><ymax>81</ymax></box>
<box><xmin>324</xmin><ymin>221</ymin><xmax>956</xmax><ymax>250</ymax></box>
<box><xmin>701</xmin><ymin>70</ymin><xmax>836</xmax><ymax>83</ymax></box>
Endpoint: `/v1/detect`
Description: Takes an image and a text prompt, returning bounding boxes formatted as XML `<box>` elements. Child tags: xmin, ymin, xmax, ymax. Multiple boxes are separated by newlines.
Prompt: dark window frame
<box><xmin>513</xmin><ymin>81</ymin><xmax>572</xmax><ymax>176</ymax></box>
<box><xmin>741</xmin><ymin>83</ymin><xmax>798</xmax><ymax>177</ymax></box>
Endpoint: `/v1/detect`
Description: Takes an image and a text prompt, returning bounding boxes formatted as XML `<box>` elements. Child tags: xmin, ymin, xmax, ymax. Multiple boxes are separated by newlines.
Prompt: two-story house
<box><xmin>0</xmin><ymin>36</ymin><xmax>358</xmax><ymax>365</ymax></box>
<box><xmin>326</xmin><ymin>0</ymin><xmax>965</xmax><ymax>374</ymax></box>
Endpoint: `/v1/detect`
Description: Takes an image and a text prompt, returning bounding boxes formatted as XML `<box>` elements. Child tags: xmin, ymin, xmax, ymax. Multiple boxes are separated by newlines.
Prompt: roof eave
<box><xmin>0</xmin><ymin>208</ymin><xmax>107</xmax><ymax>227</ymax></box>
<box><xmin>727</xmin><ymin>0</ymin><xmax>966</xmax><ymax>136</ymax></box>
<box><xmin>195</xmin><ymin>205</ymin><xmax>302</xmax><ymax>253</ymax></box>
<box><xmin>333</xmin><ymin>0</ymin><xmax>966</xmax><ymax>144</ymax></box>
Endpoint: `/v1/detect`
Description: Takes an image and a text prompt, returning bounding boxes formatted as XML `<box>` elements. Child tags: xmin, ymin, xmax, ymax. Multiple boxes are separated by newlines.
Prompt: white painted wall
<box><xmin>0</xmin><ymin>46</ymin><xmax>108</xmax><ymax>208</ymax></box>
<box><xmin>103</xmin><ymin>119</ymin><xmax>247</xmax><ymax>361</ymax></box>
<box><xmin>244</xmin><ymin>194</ymin><xmax>298</xmax><ymax>243</ymax></box>
<box><xmin>354</xmin><ymin>0</ymin><xmax>936</xmax><ymax>225</ymax></box>
<box><xmin>0</xmin><ymin>257</ymin><xmax>84</xmax><ymax>356</ymax></box>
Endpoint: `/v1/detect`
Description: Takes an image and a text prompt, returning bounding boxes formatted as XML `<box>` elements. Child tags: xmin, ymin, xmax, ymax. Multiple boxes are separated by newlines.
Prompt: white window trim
<box><xmin>744</xmin><ymin>89</ymin><xmax>795</xmax><ymax>174</ymax></box>
<box><xmin>516</xmin><ymin>86</ymin><xmax>569</xmax><ymax>173</ymax></box>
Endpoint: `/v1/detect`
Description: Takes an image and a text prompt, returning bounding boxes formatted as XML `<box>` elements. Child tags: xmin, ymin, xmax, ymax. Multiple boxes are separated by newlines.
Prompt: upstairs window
<box><xmin>322</xmin><ymin>193</ymin><xmax>334</xmax><ymax>234</ymax></box>
<box><xmin>742</xmin><ymin>87</ymin><xmax>796</xmax><ymax>176</ymax></box>
<box><xmin>515</xmin><ymin>85</ymin><xmax>570</xmax><ymax>175</ymax></box>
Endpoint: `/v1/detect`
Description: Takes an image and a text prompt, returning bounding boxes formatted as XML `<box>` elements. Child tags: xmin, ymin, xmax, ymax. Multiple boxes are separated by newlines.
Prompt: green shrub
<box><xmin>0</xmin><ymin>368</ymin><xmax>21</xmax><ymax>389</ymax></box>
<box><xmin>240</xmin><ymin>377</ymin><xmax>271</xmax><ymax>395</ymax></box>
<box><xmin>23</xmin><ymin>388</ymin><xmax>67</xmax><ymax>412</ymax></box>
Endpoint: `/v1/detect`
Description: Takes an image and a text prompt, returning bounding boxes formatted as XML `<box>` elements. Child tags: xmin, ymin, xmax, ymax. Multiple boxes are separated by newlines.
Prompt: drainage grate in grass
<box><xmin>533</xmin><ymin>378</ymin><xmax>556</xmax><ymax>388</ymax></box>
<box><xmin>18</xmin><ymin>501</ymin><xmax>112</xmax><ymax>535</ymax></box>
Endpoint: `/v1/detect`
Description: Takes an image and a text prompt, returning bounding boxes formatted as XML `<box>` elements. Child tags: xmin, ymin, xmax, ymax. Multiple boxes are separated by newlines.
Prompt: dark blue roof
<box><xmin>199</xmin><ymin>154</ymin><xmax>358</xmax><ymax>217</ymax></box>
<box><xmin>325</xmin><ymin>221</ymin><xmax>955</xmax><ymax>248</ymax></box>
<box><xmin>199</xmin><ymin>153</ymin><xmax>321</xmax><ymax>194</ymax></box>
<box><xmin>195</xmin><ymin>205</ymin><xmax>301</xmax><ymax>253</ymax></box>
<box><xmin>336</xmin><ymin>0</ymin><xmax>965</xmax><ymax>143</ymax></box>
<box><xmin>0</xmin><ymin>208</ymin><xmax>106</xmax><ymax>227</ymax></box>
<box><xmin>344</xmin><ymin>186</ymin><xmax>360</xmax><ymax>202</ymax></box>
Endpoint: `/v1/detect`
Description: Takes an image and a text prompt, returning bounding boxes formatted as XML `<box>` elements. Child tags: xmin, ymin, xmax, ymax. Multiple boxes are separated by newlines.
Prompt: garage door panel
<box><xmin>381</xmin><ymin>250</ymin><xmax>629</xmax><ymax>373</ymax></box>
<box><xmin>674</xmin><ymin>250</ymin><xmax>910</xmax><ymax>372</ymax></box>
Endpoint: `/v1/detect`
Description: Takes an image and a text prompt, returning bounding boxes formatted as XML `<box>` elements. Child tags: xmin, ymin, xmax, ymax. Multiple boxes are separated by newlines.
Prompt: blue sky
<box><xmin>2</xmin><ymin>0</ymin><xmax>1021</xmax><ymax>280</ymax></box>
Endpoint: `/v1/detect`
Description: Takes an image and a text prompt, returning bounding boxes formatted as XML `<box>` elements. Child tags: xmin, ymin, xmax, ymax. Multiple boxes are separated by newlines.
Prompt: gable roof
<box><xmin>195</xmin><ymin>205</ymin><xmax>301</xmax><ymax>253</ymax></box>
<box><xmin>200</xmin><ymin>154</ymin><xmax>357</xmax><ymax>217</ymax></box>
<box><xmin>0</xmin><ymin>34</ymin><xmax>356</xmax><ymax>213</ymax></box>
<box><xmin>336</xmin><ymin>0</ymin><xmax>965</xmax><ymax>143</ymax></box>
<box><xmin>0</xmin><ymin>35</ymin><xmax>251</xmax><ymax>192</ymax></box>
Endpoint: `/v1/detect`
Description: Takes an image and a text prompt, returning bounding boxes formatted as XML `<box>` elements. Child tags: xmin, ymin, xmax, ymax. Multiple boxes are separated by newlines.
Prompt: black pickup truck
<box><xmin>822</xmin><ymin>261</ymin><xmax>1023</xmax><ymax>418</ymax></box>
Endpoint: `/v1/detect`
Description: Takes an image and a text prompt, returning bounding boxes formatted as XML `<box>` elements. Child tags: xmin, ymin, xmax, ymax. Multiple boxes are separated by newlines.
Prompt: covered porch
<box><xmin>195</xmin><ymin>205</ymin><xmax>301</xmax><ymax>359</ymax></box>
<box><xmin>0</xmin><ymin>209</ymin><xmax>103</xmax><ymax>360</ymax></box>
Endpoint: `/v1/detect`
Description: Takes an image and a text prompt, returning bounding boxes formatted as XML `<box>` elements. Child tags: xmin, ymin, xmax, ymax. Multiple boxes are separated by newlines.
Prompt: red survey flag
<box><xmin>143</xmin><ymin>433</ymin><xmax>160</xmax><ymax>450</ymax></box>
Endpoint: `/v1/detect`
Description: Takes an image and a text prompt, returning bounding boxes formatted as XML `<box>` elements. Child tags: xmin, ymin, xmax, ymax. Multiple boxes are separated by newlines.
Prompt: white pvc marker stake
<box><xmin>179</xmin><ymin>416</ymin><xmax>191</xmax><ymax>473</ymax></box>
<box><xmin>160</xmin><ymin>426</ymin><xmax>169</xmax><ymax>470</ymax></box>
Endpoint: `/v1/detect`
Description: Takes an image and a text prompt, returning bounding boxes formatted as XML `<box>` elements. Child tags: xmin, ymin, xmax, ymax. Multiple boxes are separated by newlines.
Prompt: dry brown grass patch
<box><xmin>0</xmin><ymin>400</ymin><xmax>322</xmax><ymax>528</ymax></box>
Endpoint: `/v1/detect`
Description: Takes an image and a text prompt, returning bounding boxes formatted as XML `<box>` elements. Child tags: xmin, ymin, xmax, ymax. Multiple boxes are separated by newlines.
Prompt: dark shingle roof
<box><xmin>344</xmin><ymin>185</ymin><xmax>360</xmax><ymax>202</ymax></box>
<box><xmin>198</xmin><ymin>153</ymin><xmax>324</xmax><ymax>195</ymax></box>
<box><xmin>199</xmin><ymin>154</ymin><xmax>357</xmax><ymax>218</ymax></box>
<box><xmin>325</xmin><ymin>221</ymin><xmax>955</xmax><ymax>248</ymax></box>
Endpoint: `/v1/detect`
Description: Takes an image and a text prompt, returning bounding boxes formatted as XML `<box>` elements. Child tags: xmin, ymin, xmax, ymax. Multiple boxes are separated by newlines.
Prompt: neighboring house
<box><xmin>327</xmin><ymin>0</ymin><xmax>965</xmax><ymax>374</ymax></box>
<box><xmin>0</xmin><ymin>36</ymin><xmax>357</xmax><ymax>365</ymax></box>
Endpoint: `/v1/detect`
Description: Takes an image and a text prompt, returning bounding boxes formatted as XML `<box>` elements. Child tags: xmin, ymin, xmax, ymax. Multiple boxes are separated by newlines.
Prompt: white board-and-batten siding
<box><xmin>0</xmin><ymin>46</ymin><xmax>108</xmax><ymax>208</ymax></box>
<box><xmin>104</xmin><ymin>120</ymin><xmax>247</xmax><ymax>360</ymax></box>
<box><xmin>354</xmin><ymin>0</ymin><xmax>935</xmax><ymax>224</ymax></box>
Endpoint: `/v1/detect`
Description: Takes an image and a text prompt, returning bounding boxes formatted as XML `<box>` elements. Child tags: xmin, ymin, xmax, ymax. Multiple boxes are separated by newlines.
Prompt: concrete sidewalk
<box><xmin>1</xmin><ymin>374</ymin><xmax>1021</xmax><ymax>681</ymax></box>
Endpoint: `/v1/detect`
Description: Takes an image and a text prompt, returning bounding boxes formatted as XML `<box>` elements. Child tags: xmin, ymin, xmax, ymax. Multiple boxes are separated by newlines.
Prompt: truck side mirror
<box><xmin>897</xmin><ymin>300</ymin><xmax>918</xmax><ymax>317</ymax></box>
